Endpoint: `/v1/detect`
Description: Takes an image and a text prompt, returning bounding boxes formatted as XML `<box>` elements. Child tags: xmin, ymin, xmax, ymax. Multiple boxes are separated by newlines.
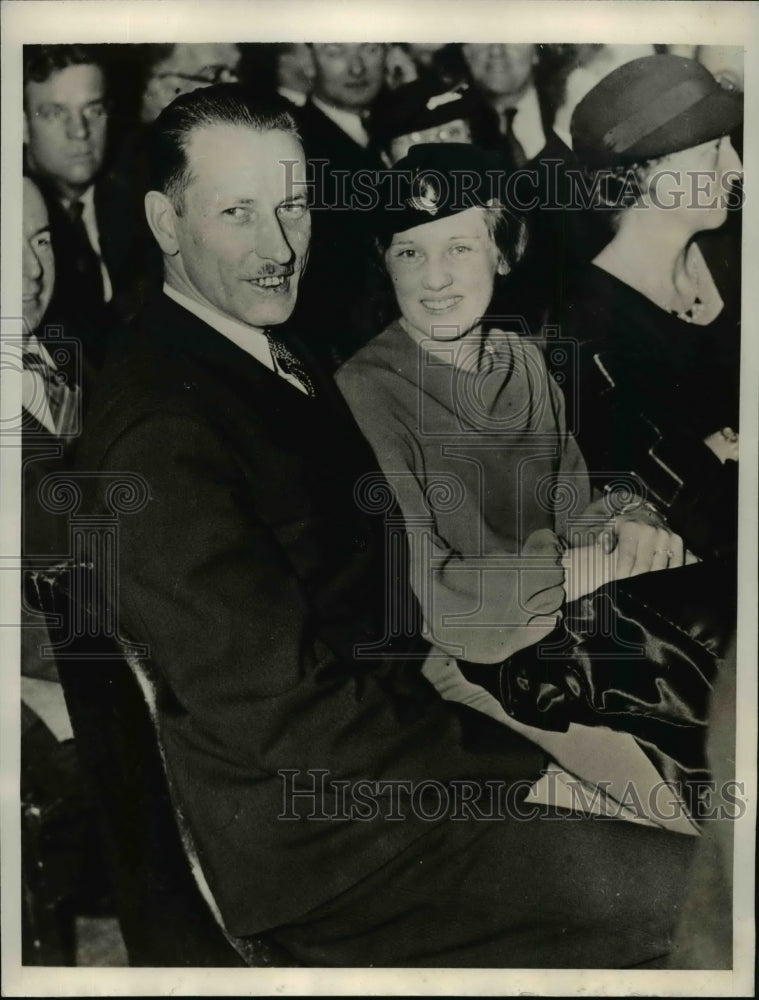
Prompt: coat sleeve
<box><xmin>552</xmin><ymin>334</ymin><xmax>737</xmax><ymax>559</ymax></box>
<box><xmin>86</xmin><ymin>407</ymin><xmax>454</xmax><ymax>781</ymax></box>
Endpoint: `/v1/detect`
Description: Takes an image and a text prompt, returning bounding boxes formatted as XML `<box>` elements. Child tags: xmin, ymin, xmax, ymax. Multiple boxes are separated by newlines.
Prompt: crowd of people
<box><xmin>19</xmin><ymin>40</ymin><xmax>743</xmax><ymax>968</ymax></box>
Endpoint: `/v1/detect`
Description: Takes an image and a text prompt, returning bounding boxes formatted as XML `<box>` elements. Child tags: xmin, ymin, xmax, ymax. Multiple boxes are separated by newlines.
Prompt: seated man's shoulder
<box><xmin>77</xmin><ymin>320</ymin><xmax>235</xmax><ymax>471</ymax></box>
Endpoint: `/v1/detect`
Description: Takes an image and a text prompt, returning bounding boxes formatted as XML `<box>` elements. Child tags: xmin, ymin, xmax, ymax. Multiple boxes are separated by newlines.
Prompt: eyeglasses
<box><xmin>151</xmin><ymin>66</ymin><xmax>240</xmax><ymax>92</ymax></box>
<box><xmin>33</xmin><ymin>102</ymin><xmax>109</xmax><ymax>126</ymax></box>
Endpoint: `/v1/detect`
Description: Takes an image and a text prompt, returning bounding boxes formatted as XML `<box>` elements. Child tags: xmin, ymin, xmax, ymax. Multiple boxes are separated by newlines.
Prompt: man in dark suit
<box><xmin>74</xmin><ymin>84</ymin><xmax>697</xmax><ymax>967</ymax></box>
<box><xmin>23</xmin><ymin>44</ymin><xmax>143</xmax><ymax>369</ymax></box>
<box><xmin>289</xmin><ymin>43</ymin><xmax>388</xmax><ymax>366</ymax></box>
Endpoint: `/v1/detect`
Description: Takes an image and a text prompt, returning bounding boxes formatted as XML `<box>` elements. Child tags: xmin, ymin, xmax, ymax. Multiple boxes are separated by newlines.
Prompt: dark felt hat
<box><xmin>372</xmin><ymin>80</ymin><xmax>479</xmax><ymax>145</ymax></box>
<box><xmin>571</xmin><ymin>54</ymin><xmax>743</xmax><ymax>167</ymax></box>
<box><xmin>377</xmin><ymin>142</ymin><xmax>506</xmax><ymax>239</ymax></box>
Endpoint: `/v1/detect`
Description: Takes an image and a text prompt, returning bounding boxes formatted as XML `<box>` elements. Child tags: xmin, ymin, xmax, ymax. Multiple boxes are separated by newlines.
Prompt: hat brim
<box><xmin>607</xmin><ymin>87</ymin><xmax>743</xmax><ymax>166</ymax></box>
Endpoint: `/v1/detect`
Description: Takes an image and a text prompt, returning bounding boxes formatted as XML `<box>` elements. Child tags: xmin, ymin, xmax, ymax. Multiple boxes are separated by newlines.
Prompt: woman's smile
<box><xmin>420</xmin><ymin>295</ymin><xmax>463</xmax><ymax>313</ymax></box>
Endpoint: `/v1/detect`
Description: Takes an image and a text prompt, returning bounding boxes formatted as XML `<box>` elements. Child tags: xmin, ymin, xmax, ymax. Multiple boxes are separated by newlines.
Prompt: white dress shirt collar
<box><xmin>278</xmin><ymin>85</ymin><xmax>308</xmax><ymax>107</ymax></box>
<box><xmin>311</xmin><ymin>95</ymin><xmax>370</xmax><ymax>148</ymax></box>
<box><xmin>162</xmin><ymin>283</ymin><xmax>309</xmax><ymax>393</ymax></box>
<box><xmin>509</xmin><ymin>84</ymin><xmax>546</xmax><ymax>162</ymax></box>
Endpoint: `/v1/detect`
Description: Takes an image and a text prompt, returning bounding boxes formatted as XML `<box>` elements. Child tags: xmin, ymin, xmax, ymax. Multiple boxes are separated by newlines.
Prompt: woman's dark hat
<box><xmin>377</xmin><ymin>142</ymin><xmax>505</xmax><ymax>239</ymax></box>
<box><xmin>372</xmin><ymin>80</ymin><xmax>478</xmax><ymax>146</ymax></box>
<box><xmin>571</xmin><ymin>54</ymin><xmax>743</xmax><ymax>167</ymax></box>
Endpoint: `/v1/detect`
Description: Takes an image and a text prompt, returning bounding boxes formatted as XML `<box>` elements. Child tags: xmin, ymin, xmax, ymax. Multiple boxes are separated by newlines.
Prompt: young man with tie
<box><xmin>23</xmin><ymin>45</ymin><xmax>138</xmax><ymax>369</ymax></box>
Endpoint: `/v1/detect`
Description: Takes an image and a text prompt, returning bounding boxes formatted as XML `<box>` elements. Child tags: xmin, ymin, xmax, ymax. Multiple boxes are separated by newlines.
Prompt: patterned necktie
<box><xmin>22</xmin><ymin>349</ymin><xmax>80</xmax><ymax>437</ymax></box>
<box><xmin>265</xmin><ymin>333</ymin><xmax>316</xmax><ymax>397</ymax></box>
<box><xmin>502</xmin><ymin>108</ymin><xmax>528</xmax><ymax>170</ymax></box>
<box><xmin>66</xmin><ymin>199</ymin><xmax>105</xmax><ymax>306</ymax></box>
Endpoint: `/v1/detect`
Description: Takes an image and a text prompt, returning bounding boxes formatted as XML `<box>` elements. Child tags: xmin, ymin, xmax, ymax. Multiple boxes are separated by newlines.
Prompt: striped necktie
<box><xmin>265</xmin><ymin>333</ymin><xmax>316</xmax><ymax>397</ymax></box>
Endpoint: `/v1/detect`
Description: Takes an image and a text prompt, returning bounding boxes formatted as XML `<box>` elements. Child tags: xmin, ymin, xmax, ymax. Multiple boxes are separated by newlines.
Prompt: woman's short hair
<box><xmin>579</xmin><ymin>160</ymin><xmax>657</xmax><ymax>232</ymax></box>
<box><xmin>483</xmin><ymin>201</ymin><xmax>528</xmax><ymax>271</ymax></box>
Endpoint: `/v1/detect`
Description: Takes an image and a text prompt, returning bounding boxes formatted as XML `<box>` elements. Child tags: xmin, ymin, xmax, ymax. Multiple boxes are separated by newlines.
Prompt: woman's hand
<box><xmin>606</xmin><ymin>516</ymin><xmax>685</xmax><ymax>578</ymax></box>
<box><xmin>562</xmin><ymin>516</ymin><xmax>692</xmax><ymax>602</ymax></box>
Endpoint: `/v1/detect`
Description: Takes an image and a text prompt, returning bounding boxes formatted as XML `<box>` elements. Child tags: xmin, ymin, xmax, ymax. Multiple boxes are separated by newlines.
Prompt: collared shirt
<box><xmin>278</xmin><ymin>85</ymin><xmax>308</xmax><ymax>107</ymax></box>
<box><xmin>162</xmin><ymin>283</ymin><xmax>309</xmax><ymax>394</ymax></box>
<box><xmin>312</xmin><ymin>95</ymin><xmax>370</xmax><ymax>148</ymax></box>
<box><xmin>64</xmin><ymin>185</ymin><xmax>113</xmax><ymax>303</ymax></box>
<box><xmin>509</xmin><ymin>85</ymin><xmax>546</xmax><ymax>162</ymax></box>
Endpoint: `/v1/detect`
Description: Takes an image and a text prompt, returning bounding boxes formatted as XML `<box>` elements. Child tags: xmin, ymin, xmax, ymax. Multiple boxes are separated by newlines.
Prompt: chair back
<box><xmin>26</xmin><ymin>562</ymin><xmax>292</xmax><ymax>967</ymax></box>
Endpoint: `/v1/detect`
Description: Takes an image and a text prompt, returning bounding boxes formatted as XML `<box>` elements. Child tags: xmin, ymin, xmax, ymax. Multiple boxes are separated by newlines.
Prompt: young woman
<box><xmin>336</xmin><ymin>142</ymin><xmax>732</xmax><ymax>798</ymax></box>
<box><xmin>338</xmin><ymin>143</ymin><xmax>688</xmax><ymax>668</ymax></box>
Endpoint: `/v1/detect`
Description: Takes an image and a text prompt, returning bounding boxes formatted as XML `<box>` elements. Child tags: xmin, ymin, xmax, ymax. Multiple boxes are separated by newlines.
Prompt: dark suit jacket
<box><xmin>31</xmin><ymin>168</ymin><xmax>148</xmax><ymax>371</ymax></box>
<box><xmin>495</xmin><ymin>130</ymin><xmax>614</xmax><ymax>333</ymax></box>
<box><xmin>74</xmin><ymin>293</ymin><xmax>546</xmax><ymax>937</ymax></box>
<box><xmin>546</xmin><ymin>261</ymin><xmax>738</xmax><ymax>559</ymax></box>
<box><xmin>295</xmin><ymin>99</ymin><xmax>386</xmax><ymax>194</ymax></box>
<box><xmin>287</xmin><ymin>101</ymin><xmax>387</xmax><ymax>366</ymax></box>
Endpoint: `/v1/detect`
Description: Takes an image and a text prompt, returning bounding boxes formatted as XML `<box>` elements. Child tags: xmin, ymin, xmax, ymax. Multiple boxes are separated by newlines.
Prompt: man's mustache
<box><xmin>246</xmin><ymin>267</ymin><xmax>296</xmax><ymax>279</ymax></box>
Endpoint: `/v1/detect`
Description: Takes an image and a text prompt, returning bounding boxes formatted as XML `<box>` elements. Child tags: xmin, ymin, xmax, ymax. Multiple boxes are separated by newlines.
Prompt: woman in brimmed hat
<box><xmin>335</xmin><ymin>144</ymin><xmax>714</xmax><ymax>730</ymax></box>
<box><xmin>549</xmin><ymin>54</ymin><xmax>743</xmax><ymax>560</ymax></box>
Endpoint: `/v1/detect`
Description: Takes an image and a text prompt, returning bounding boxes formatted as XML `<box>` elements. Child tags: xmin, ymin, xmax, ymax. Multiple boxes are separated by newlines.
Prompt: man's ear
<box><xmin>497</xmin><ymin>257</ymin><xmax>510</xmax><ymax>276</ymax></box>
<box><xmin>144</xmin><ymin>190</ymin><xmax>180</xmax><ymax>256</ymax></box>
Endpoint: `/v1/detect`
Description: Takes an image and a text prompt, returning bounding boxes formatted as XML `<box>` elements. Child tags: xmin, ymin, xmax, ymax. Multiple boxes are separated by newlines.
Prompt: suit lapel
<box><xmin>143</xmin><ymin>294</ymin><xmax>345</xmax><ymax>438</ymax></box>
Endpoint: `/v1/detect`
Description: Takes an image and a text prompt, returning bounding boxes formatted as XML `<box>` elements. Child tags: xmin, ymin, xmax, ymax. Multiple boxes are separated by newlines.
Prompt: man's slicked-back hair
<box><xmin>147</xmin><ymin>83</ymin><xmax>301</xmax><ymax>214</ymax></box>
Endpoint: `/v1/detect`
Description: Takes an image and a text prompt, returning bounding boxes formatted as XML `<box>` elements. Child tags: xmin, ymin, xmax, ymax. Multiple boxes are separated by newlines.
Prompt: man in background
<box><xmin>274</xmin><ymin>42</ymin><xmax>314</xmax><ymax>108</ymax></box>
<box><xmin>292</xmin><ymin>43</ymin><xmax>388</xmax><ymax>365</ymax></box>
<box><xmin>462</xmin><ymin>43</ymin><xmax>546</xmax><ymax>167</ymax></box>
<box><xmin>23</xmin><ymin>44</ymin><xmax>137</xmax><ymax>369</ymax></box>
<box><xmin>137</xmin><ymin>42</ymin><xmax>241</xmax><ymax>122</ymax></box>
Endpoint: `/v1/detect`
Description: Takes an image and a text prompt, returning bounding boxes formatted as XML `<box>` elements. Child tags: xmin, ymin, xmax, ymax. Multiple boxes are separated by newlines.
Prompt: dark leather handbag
<box><xmin>461</xmin><ymin>560</ymin><xmax>736</xmax><ymax>773</ymax></box>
